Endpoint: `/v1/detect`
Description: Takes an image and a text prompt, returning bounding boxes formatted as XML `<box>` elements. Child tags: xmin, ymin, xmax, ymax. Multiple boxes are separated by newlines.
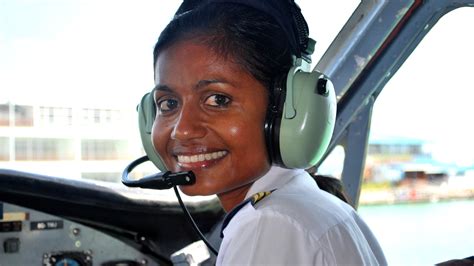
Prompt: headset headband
<box><xmin>174</xmin><ymin>0</ymin><xmax>311</xmax><ymax>60</ymax></box>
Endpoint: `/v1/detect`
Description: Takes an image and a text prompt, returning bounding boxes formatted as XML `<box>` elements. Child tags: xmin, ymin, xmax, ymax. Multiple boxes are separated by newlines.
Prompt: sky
<box><xmin>370</xmin><ymin>7</ymin><xmax>474</xmax><ymax>165</ymax></box>
<box><xmin>1</xmin><ymin>0</ymin><xmax>473</xmax><ymax>165</ymax></box>
<box><xmin>0</xmin><ymin>0</ymin><xmax>357</xmax><ymax>108</ymax></box>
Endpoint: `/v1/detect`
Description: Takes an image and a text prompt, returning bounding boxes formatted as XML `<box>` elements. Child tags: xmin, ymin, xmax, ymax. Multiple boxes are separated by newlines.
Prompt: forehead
<box><xmin>154</xmin><ymin>40</ymin><xmax>242</xmax><ymax>83</ymax></box>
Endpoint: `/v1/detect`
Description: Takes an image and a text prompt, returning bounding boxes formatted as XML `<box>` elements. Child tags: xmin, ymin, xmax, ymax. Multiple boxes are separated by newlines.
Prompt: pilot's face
<box><xmin>152</xmin><ymin>39</ymin><xmax>270</xmax><ymax>211</ymax></box>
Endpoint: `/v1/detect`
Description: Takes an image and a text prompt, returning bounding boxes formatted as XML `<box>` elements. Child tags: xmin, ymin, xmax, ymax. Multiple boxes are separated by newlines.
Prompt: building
<box><xmin>0</xmin><ymin>102</ymin><xmax>145</xmax><ymax>182</ymax></box>
<box><xmin>368</xmin><ymin>137</ymin><xmax>426</xmax><ymax>160</ymax></box>
<box><xmin>365</xmin><ymin>137</ymin><xmax>428</xmax><ymax>183</ymax></box>
<box><xmin>365</xmin><ymin>137</ymin><xmax>467</xmax><ymax>183</ymax></box>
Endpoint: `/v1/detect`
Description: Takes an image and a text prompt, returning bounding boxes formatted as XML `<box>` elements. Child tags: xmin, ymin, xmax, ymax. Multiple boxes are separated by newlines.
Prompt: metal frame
<box><xmin>315</xmin><ymin>0</ymin><xmax>474</xmax><ymax>206</ymax></box>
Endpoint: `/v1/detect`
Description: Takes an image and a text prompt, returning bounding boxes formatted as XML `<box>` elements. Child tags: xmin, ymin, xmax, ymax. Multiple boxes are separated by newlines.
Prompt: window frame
<box><xmin>314</xmin><ymin>0</ymin><xmax>474</xmax><ymax>206</ymax></box>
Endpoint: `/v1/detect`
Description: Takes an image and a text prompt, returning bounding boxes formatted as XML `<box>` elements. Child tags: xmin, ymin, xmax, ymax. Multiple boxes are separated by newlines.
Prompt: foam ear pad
<box><xmin>264</xmin><ymin>74</ymin><xmax>287</xmax><ymax>166</ymax></box>
<box><xmin>137</xmin><ymin>92</ymin><xmax>168</xmax><ymax>171</ymax></box>
<box><xmin>266</xmin><ymin>69</ymin><xmax>336</xmax><ymax>169</ymax></box>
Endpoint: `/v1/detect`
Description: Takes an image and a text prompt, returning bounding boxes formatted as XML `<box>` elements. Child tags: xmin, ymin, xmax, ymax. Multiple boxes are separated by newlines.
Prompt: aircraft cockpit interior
<box><xmin>1</xmin><ymin>0</ymin><xmax>474</xmax><ymax>265</ymax></box>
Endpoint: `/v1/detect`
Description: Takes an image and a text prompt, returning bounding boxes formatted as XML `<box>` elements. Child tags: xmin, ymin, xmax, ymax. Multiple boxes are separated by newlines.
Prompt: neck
<box><xmin>217</xmin><ymin>183</ymin><xmax>253</xmax><ymax>212</ymax></box>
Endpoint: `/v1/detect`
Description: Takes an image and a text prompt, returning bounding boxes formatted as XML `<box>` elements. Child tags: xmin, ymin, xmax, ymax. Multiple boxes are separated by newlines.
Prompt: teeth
<box><xmin>177</xmin><ymin>151</ymin><xmax>227</xmax><ymax>163</ymax></box>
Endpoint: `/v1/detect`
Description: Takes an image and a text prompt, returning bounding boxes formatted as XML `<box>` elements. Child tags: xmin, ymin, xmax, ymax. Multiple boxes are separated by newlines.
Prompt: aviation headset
<box><xmin>137</xmin><ymin>0</ymin><xmax>336</xmax><ymax>171</ymax></box>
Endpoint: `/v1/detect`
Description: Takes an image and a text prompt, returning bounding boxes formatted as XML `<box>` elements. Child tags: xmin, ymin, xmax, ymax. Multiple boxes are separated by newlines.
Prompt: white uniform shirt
<box><xmin>217</xmin><ymin>167</ymin><xmax>387</xmax><ymax>265</ymax></box>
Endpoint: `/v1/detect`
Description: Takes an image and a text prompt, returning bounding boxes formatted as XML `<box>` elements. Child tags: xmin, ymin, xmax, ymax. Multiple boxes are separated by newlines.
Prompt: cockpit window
<box><xmin>359</xmin><ymin>7</ymin><xmax>474</xmax><ymax>265</ymax></box>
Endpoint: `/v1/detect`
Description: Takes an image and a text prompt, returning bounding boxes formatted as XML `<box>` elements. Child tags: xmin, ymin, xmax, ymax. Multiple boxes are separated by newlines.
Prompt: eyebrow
<box><xmin>153</xmin><ymin>78</ymin><xmax>234</xmax><ymax>93</ymax></box>
<box><xmin>195</xmin><ymin>78</ymin><xmax>234</xmax><ymax>89</ymax></box>
<box><xmin>152</xmin><ymin>84</ymin><xmax>172</xmax><ymax>93</ymax></box>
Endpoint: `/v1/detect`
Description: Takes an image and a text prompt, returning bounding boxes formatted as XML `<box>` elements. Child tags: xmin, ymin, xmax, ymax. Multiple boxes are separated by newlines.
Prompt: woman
<box><xmin>149</xmin><ymin>0</ymin><xmax>386</xmax><ymax>264</ymax></box>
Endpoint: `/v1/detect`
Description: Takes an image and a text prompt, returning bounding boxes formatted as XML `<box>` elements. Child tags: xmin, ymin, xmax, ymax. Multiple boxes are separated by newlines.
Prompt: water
<box><xmin>358</xmin><ymin>199</ymin><xmax>474</xmax><ymax>266</ymax></box>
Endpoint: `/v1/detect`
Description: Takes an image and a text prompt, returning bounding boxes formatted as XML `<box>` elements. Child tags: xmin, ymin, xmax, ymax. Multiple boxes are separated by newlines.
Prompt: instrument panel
<box><xmin>0</xmin><ymin>202</ymin><xmax>158</xmax><ymax>266</ymax></box>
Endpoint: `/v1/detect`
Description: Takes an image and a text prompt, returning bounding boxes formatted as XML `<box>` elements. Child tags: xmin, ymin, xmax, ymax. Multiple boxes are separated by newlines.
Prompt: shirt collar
<box><xmin>245</xmin><ymin>166</ymin><xmax>305</xmax><ymax>200</ymax></box>
<box><xmin>221</xmin><ymin>166</ymin><xmax>304</xmax><ymax>238</ymax></box>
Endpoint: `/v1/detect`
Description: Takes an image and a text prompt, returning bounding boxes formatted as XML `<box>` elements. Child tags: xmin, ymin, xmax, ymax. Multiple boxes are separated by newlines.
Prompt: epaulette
<box><xmin>250</xmin><ymin>191</ymin><xmax>273</xmax><ymax>206</ymax></box>
<box><xmin>220</xmin><ymin>190</ymin><xmax>274</xmax><ymax>238</ymax></box>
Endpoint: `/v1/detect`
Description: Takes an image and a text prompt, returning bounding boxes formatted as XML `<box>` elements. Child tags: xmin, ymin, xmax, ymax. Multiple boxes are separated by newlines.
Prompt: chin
<box><xmin>178</xmin><ymin>184</ymin><xmax>215</xmax><ymax>196</ymax></box>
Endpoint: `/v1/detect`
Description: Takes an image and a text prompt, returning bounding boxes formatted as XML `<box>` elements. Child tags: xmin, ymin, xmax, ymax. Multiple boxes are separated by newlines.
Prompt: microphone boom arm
<box><xmin>121</xmin><ymin>156</ymin><xmax>195</xmax><ymax>189</ymax></box>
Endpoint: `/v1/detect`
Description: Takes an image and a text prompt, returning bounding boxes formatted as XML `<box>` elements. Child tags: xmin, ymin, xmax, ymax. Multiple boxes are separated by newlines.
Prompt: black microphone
<box><xmin>121</xmin><ymin>156</ymin><xmax>195</xmax><ymax>189</ymax></box>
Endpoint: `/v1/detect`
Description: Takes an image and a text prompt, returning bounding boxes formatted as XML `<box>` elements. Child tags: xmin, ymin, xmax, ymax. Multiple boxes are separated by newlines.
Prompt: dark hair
<box><xmin>312</xmin><ymin>175</ymin><xmax>350</xmax><ymax>204</ymax></box>
<box><xmin>153</xmin><ymin>2</ymin><xmax>347</xmax><ymax>202</ymax></box>
<box><xmin>153</xmin><ymin>3</ymin><xmax>292</xmax><ymax>90</ymax></box>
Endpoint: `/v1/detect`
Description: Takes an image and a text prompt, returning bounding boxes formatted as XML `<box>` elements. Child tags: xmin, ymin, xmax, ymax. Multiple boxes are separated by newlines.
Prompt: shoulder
<box><xmin>256</xmin><ymin>172</ymin><xmax>386</xmax><ymax>265</ymax></box>
<box><xmin>255</xmin><ymin>171</ymin><xmax>358</xmax><ymax>236</ymax></box>
<box><xmin>222</xmin><ymin>171</ymin><xmax>356</xmax><ymax>248</ymax></box>
<box><xmin>220</xmin><ymin>172</ymin><xmax>386</xmax><ymax>265</ymax></box>
<box><xmin>219</xmin><ymin>201</ymin><xmax>334</xmax><ymax>265</ymax></box>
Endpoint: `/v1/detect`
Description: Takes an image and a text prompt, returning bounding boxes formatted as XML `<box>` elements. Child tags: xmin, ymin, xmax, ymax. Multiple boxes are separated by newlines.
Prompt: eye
<box><xmin>204</xmin><ymin>94</ymin><xmax>231</xmax><ymax>107</ymax></box>
<box><xmin>156</xmin><ymin>98</ymin><xmax>178</xmax><ymax>113</ymax></box>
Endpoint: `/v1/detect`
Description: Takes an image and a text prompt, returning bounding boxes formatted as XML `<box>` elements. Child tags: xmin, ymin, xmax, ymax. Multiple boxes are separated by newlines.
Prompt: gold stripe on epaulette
<box><xmin>250</xmin><ymin>191</ymin><xmax>272</xmax><ymax>206</ymax></box>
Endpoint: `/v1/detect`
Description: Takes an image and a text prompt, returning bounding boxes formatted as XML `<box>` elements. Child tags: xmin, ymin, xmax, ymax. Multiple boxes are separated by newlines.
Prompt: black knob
<box><xmin>316</xmin><ymin>78</ymin><xmax>329</xmax><ymax>97</ymax></box>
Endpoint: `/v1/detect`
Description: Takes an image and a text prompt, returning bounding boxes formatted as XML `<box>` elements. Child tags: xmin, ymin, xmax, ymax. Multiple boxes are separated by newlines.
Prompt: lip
<box><xmin>174</xmin><ymin>150</ymin><xmax>228</xmax><ymax>170</ymax></box>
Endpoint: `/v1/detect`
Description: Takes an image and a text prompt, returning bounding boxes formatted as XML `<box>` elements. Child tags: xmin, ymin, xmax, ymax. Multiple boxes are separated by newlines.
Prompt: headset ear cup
<box><xmin>278</xmin><ymin>70</ymin><xmax>336</xmax><ymax>169</ymax></box>
<box><xmin>137</xmin><ymin>92</ymin><xmax>168</xmax><ymax>171</ymax></box>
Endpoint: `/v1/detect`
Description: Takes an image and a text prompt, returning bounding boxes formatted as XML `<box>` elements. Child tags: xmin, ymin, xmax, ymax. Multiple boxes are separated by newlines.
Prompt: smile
<box><xmin>177</xmin><ymin>151</ymin><xmax>228</xmax><ymax>164</ymax></box>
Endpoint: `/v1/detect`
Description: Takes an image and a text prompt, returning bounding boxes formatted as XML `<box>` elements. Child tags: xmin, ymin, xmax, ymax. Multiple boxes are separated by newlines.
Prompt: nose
<box><xmin>171</xmin><ymin>103</ymin><xmax>206</xmax><ymax>141</ymax></box>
